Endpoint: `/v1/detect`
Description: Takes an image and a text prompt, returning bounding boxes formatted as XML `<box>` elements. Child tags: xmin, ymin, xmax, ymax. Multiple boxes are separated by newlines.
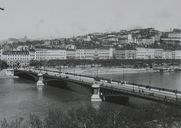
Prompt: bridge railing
<box><xmin>101</xmin><ymin>82</ymin><xmax>181</xmax><ymax>104</ymax></box>
<box><xmin>128</xmin><ymin>82</ymin><xmax>181</xmax><ymax>94</ymax></box>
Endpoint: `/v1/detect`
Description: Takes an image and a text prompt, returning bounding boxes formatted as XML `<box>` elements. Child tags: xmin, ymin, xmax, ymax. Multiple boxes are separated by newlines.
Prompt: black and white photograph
<box><xmin>0</xmin><ymin>0</ymin><xmax>181</xmax><ymax>127</ymax></box>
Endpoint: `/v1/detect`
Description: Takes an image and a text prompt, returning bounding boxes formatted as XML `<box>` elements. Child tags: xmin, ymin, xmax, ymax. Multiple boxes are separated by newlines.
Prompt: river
<box><xmin>0</xmin><ymin>71</ymin><xmax>181</xmax><ymax>120</ymax></box>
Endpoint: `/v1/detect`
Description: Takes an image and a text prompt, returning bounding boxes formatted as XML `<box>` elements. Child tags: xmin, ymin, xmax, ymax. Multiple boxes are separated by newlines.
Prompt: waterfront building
<box><xmin>172</xmin><ymin>50</ymin><xmax>181</xmax><ymax>59</ymax></box>
<box><xmin>154</xmin><ymin>49</ymin><xmax>163</xmax><ymax>59</ymax></box>
<box><xmin>115</xmin><ymin>50</ymin><xmax>136</xmax><ymax>59</ymax></box>
<box><xmin>162</xmin><ymin>51</ymin><xmax>173</xmax><ymax>59</ymax></box>
<box><xmin>35</xmin><ymin>49</ymin><xmax>48</xmax><ymax>60</ymax></box>
<box><xmin>29</xmin><ymin>49</ymin><xmax>36</xmax><ymax>60</ymax></box>
<box><xmin>136</xmin><ymin>48</ymin><xmax>163</xmax><ymax>59</ymax></box>
<box><xmin>46</xmin><ymin>49</ymin><xmax>66</xmax><ymax>60</ymax></box>
<box><xmin>75</xmin><ymin>48</ymin><xmax>113</xmax><ymax>60</ymax></box>
<box><xmin>2</xmin><ymin>50</ymin><xmax>30</xmax><ymax>67</ymax></box>
<box><xmin>35</xmin><ymin>49</ymin><xmax>66</xmax><ymax>60</ymax></box>
<box><xmin>66</xmin><ymin>49</ymin><xmax>76</xmax><ymax>59</ymax></box>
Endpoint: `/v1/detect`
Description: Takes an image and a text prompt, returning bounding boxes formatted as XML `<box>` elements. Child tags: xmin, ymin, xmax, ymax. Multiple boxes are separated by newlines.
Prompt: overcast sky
<box><xmin>0</xmin><ymin>0</ymin><xmax>181</xmax><ymax>40</ymax></box>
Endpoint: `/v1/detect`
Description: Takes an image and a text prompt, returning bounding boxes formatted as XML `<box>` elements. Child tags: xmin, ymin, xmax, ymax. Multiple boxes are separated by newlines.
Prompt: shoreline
<box><xmin>62</xmin><ymin>67</ymin><xmax>158</xmax><ymax>76</ymax></box>
<box><xmin>0</xmin><ymin>69</ymin><xmax>19</xmax><ymax>79</ymax></box>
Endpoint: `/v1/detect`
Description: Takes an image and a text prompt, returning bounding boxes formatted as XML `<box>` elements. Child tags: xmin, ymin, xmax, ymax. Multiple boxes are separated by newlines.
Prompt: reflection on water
<box><xmin>0</xmin><ymin>72</ymin><xmax>180</xmax><ymax>120</ymax></box>
<box><xmin>100</xmin><ymin>72</ymin><xmax>181</xmax><ymax>91</ymax></box>
<box><xmin>0</xmin><ymin>78</ymin><xmax>90</xmax><ymax>120</ymax></box>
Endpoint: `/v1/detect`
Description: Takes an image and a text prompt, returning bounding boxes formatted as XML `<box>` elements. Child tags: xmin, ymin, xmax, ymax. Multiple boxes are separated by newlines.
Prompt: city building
<box><xmin>0</xmin><ymin>49</ymin><xmax>2</xmax><ymax>60</ymax></box>
<box><xmin>137</xmin><ymin>37</ymin><xmax>156</xmax><ymax>45</ymax></box>
<box><xmin>154</xmin><ymin>49</ymin><xmax>163</xmax><ymax>59</ymax></box>
<box><xmin>35</xmin><ymin>49</ymin><xmax>66</xmax><ymax>60</ymax></box>
<box><xmin>172</xmin><ymin>50</ymin><xmax>181</xmax><ymax>59</ymax></box>
<box><xmin>29</xmin><ymin>49</ymin><xmax>36</xmax><ymax>60</ymax></box>
<box><xmin>2</xmin><ymin>50</ymin><xmax>30</xmax><ymax>67</ymax></box>
<box><xmin>35</xmin><ymin>49</ymin><xmax>48</xmax><ymax>60</ymax></box>
<box><xmin>136</xmin><ymin>48</ymin><xmax>163</xmax><ymax>59</ymax></box>
<box><xmin>128</xmin><ymin>34</ymin><xmax>134</xmax><ymax>43</ymax></box>
<box><xmin>162</xmin><ymin>51</ymin><xmax>173</xmax><ymax>59</ymax></box>
<box><xmin>75</xmin><ymin>48</ymin><xmax>113</xmax><ymax>60</ymax></box>
<box><xmin>66</xmin><ymin>44</ymin><xmax>76</xmax><ymax>50</ymax></box>
<box><xmin>66</xmin><ymin>49</ymin><xmax>76</xmax><ymax>59</ymax></box>
<box><xmin>115</xmin><ymin>50</ymin><xmax>136</xmax><ymax>59</ymax></box>
<box><xmin>161</xmin><ymin>30</ymin><xmax>181</xmax><ymax>45</ymax></box>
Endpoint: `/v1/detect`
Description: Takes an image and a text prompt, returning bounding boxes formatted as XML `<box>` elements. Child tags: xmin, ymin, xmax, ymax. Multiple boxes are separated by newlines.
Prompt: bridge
<box><xmin>13</xmin><ymin>68</ymin><xmax>181</xmax><ymax>105</ymax></box>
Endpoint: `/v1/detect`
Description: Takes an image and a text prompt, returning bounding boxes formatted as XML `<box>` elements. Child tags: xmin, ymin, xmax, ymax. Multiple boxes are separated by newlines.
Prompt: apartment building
<box><xmin>66</xmin><ymin>49</ymin><xmax>76</xmax><ymax>59</ymax></box>
<box><xmin>35</xmin><ymin>49</ymin><xmax>66</xmax><ymax>60</ymax></box>
<box><xmin>136</xmin><ymin>48</ymin><xmax>163</xmax><ymax>59</ymax></box>
<box><xmin>115</xmin><ymin>50</ymin><xmax>136</xmax><ymax>59</ymax></box>
<box><xmin>75</xmin><ymin>48</ymin><xmax>113</xmax><ymax>60</ymax></box>
<box><xmin>172</xmin><ymin>50</ymin><xmax>181</xmax><ymax>59</ymax></box>
<box><xmin>2</xmin><ymin>51</ymin><xmax>30</xmax><ymax>67</ymax></box>
<box><xmin>0</xmin><ymin>49</ymin><xmax>2</xmax><ymax>60</ymax></box>
<box><xmin>162</xmin><ymin>51</ymin><xmax>173</xmax><ymax>59</ymax></box>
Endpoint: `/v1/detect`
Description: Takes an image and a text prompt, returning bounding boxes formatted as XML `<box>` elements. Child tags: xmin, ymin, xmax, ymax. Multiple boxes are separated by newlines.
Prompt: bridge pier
<box><xmin>91</xmin><ymin>82</ymin><xmax>102</xmax><ymax>102</ymax></box>
<box><xmin>37</xmin><ymin>73</ymin><xmax>44</xmax><ymax>88</ymax></box>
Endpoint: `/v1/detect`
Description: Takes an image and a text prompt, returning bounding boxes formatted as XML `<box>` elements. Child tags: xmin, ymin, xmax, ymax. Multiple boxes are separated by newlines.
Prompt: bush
<box><xmin>0</xmin><ymin>104</ymin><xmax>181</xmax><ymax>128</ymax></box>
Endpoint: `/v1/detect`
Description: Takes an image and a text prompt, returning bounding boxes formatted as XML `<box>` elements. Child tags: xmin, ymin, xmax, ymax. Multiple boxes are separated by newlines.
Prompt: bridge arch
<box><xmin>14</xmin><ymin>70</ymin><xmax>38</xmax><ymax>81</ymax></box>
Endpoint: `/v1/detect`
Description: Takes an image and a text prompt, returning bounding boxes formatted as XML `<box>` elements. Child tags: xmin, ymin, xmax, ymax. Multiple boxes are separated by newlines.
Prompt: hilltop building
<box><xmin>161</xmin><ymin>29</ymin><xmax>181</xmax><ymax>45</ymax></box>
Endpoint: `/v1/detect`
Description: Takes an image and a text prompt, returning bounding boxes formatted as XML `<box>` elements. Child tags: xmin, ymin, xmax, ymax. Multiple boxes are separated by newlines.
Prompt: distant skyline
<box><xmin>0</xmin><ymin>0</ymin><xmax>181</xmax><ymax>40</ymax></box>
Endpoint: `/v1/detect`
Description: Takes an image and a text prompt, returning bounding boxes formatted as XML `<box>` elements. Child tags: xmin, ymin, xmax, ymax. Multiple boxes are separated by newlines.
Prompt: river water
<box><xmin>0</xmin><ymin>71</ymin><xmax>181</xmax><ymax>120</ymax></box>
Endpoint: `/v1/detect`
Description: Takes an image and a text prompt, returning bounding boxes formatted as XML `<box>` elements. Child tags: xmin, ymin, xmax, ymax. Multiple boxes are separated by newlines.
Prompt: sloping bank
<box><xmin>63</xmin><ymin>67</ymin><xmax>158</xmax><ymax>76</ymax></box>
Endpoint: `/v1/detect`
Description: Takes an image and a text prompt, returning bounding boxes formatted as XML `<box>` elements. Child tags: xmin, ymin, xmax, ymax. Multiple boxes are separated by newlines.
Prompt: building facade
<box><xmin>35</xmin><ymin>49</ymin><xmax>66</xmax><ymax>60</ymax></box>
<box><xmin>161</xmin><ymin>31</ymin><xmax>181</xmax><ymax>45</ymax></box>
<box><xmin>162</xmin><ymin>51</ymin><xmax>173</xmax><ymax>59</ymax></box>
<box><xmin>0</xmin><ymin>49</ymin><xmax>2</xmax><ymax>60</ymax></box>
<box><xmin>2</xmin><ymin>51</ymin><xmax>30</xmax><ymax>67</ymax></box>
<box><xmin>66</xmin><ymin>49</ymin><xmax>76</xmax><ymax>59</ymax></box>
<box><xmin>115</xmin><ymin>50</ymin><xmax>136</xmax><ymax>59</ymax></box>
<box><xmin>136</xmin><ymin>48</ymin><xmax>163</xmax><ymax>59</ymax></box>
<box><xmin>172</xmin><ymin>50</ymin><xmax>181</xmax><ymax>59</ymax></box>
<box><xmin>75</xmin><ymin>48</ymin><xmax>113</xmax><ymax>60</ymax></box>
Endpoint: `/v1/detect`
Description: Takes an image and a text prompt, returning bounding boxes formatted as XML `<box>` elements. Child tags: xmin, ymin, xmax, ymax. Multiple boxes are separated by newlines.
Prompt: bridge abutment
<box><xmin>6</xmin><ymin>68</ymin><xmax>14</xmax><ymax>76</ymax></box>
<box><xmin>91</xmin><ymin>82</ymin><xmax>102</xmax><ymax>102</ymax></box>
<box><xmin>37</xmin><ymin>73</ymin><xmax>44</xmax><ymax>88</ymax></box>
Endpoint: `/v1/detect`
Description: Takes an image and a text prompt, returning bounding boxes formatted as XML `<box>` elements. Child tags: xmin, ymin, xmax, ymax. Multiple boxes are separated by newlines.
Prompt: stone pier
<box><xmin>91</xmin><ymin>82</ymin><xmax>102</xmax><ymax>102</ymax></box>
<box><xmin>37</xmin><ymin>73</ymin><xmax>44</xmax><ymax>88</ymax></box>
<box><xmin>6</xmin><ymin>68</ymin><xmax>14</xmax><ymax>76</ymax></box>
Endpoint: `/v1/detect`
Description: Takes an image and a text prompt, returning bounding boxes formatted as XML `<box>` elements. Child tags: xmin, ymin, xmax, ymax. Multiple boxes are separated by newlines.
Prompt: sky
<box><xmin>0</xmin><ymin>0</ymin><xmax>181</xmax><ymax>40</ymax></box>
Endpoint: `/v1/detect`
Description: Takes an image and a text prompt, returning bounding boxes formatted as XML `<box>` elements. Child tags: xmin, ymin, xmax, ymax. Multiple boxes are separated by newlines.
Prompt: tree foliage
<box><xmin>1</xmin><ymin>104</ymin><xmax>181</xmax><ymax>128</ymax></box>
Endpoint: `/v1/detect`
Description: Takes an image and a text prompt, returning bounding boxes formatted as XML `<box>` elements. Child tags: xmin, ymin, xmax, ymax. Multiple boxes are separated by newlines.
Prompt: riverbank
<box><xmin>62</xmin><ymin>67</ymin><xmax>158</xmax><ymax>76</ymax></box>
<box><xmin>0</xmin><ymin>69</ymin><xmax>18</xmax><ymax>79</ymax></box>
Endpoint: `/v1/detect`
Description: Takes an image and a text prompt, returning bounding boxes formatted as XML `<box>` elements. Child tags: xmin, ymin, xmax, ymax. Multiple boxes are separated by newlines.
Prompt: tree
<box><xmin>0</xmin><ymin>60</ymin><xmax>8</xmax><ymax>70</ymax></box>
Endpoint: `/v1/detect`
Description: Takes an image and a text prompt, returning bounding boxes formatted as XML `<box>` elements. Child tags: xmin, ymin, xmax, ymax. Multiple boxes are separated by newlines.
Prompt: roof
<box><xmin>3</xmin><ymin>51</ymin><xmax>29</xmax><ymax>55</ymax></box>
